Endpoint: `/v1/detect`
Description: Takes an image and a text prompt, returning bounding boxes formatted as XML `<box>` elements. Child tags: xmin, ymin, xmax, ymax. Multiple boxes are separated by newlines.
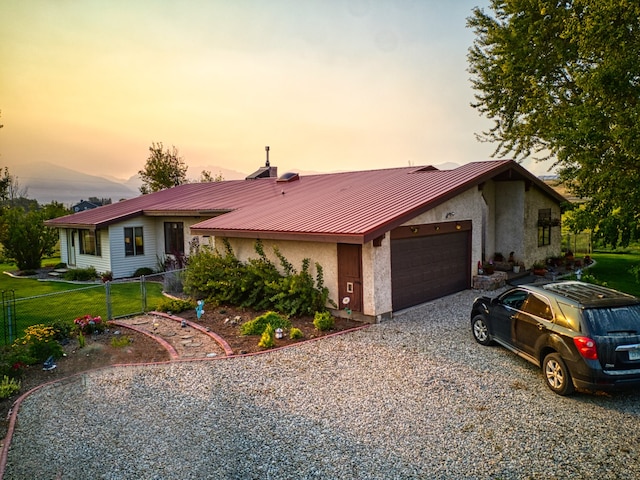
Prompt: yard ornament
<box><xmin>196</xmin><ymin>300</ymin><xmax>205</xmax><ymax>319</ymax></box>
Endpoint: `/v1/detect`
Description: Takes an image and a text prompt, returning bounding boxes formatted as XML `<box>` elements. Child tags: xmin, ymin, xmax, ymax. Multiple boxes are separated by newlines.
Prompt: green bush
<box><xmin>48</xmin><ymin>318</ymin><xmax>75</xmax><ymax>341</ymax></box>
<box><xmin>183</xmin><ymin>240</ymin><xmax>335</xmax><ymax>316</ymax></box>
<box><xmin>289</xmin><ymin>327</ymin><xmax>304</xmax><ymax>340</ymax></box>
<box><xmin>133</xmin><ymin>267</ymin><xmax>154</xmax><ymax>277</ymax></box>
<box><xmin>53</xmin><ymin>262</ymin><xmax>67</xmax><ymax>269</ymax></box>
<box><xmin>313</xmin><ymin>311</ymin><xmax>335</xmax><ymax>331</ymax></box>
<box><xmin>155</xmin><ymin>297</ymin><xmax>196</xmax><ymax>314</ymax></box>
<box><xmin>63</xmin><ymin>267</ymin><xmax>98</xmax><ymax>281</ymax></box>
<box><xmin>110</xmin><ymin>336</ymin><xmax>131</xmax><ymax>348</ymax></box>
<box><xmin>258</xmin><ymin>324</ymin><xmax>276</xmax><ymax>349</ymax></box>
<box><xmin>240</xmin><ymin>311</ymin><xmax>291</xmax><ymax>336</ymax></box>
<box><xmin>0</xmin><ymin>375</ymin><xmax>21</xmax><ymax>399</ymax></box>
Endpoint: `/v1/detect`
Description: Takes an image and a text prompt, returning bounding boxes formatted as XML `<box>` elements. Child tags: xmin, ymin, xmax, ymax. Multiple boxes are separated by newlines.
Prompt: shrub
<box><xmin>258</xmin><ymin>324</ymin><xmax>275</xmax><ymax>349</ymax></box>
<box><xmin>0</xmin><ymin>376</ymin><xmax>21</xmax><ymax>399</ymax></box>
<box><xmin>183</xmin><ymin>243</ymin><xmax>244</xmax><ymax>303</ymax></box>
<box><xmin>155</xmin><ymin>297</ymin><xmax>196</xmax><ymax>314</ymax></box>
<box><xmin>63</xmin><ymin>267</ymin><xmax>98</xmax><ymax>281</ymax></box>
<box><xmin>289</xmin><ymin>327</ymin><xmax>304</xmax><ymax>340</ymax></box>
<box><xmin>111</xmin><ymin>336</ymin><xmax>131</xmax><ymax>348</ymax></box>
<box><xmin>313</xmin><ymin>311</ymin><xmax>335</xmax><ymax>331</ymax></box>
<box><xmin>53</xmin><ymin>262</ymin><xmax>67</xmax><ymax>269</ymax></box>
<box><xmin>13</xmin><ymin>324</ymin><xmax>64</xmax><ymax>363</ymax></box>
<box><xmin>47</xmin><ymin>318</ymin><xmax>75</xmax><ymax>341</ymax></box>
<box><xmin>184</xmin><ymin>241</ymin><xmax>335</xmax><ymax>315</ymax></box>
<box><xmin>240</xmin><ymin>311</ymin><xmax>291</xmax><ymax>336</ymax></box>
<box><xmin>133</xmin><ymin>267</ymin><xmax>154</xmax><ymax>277</ymax></box>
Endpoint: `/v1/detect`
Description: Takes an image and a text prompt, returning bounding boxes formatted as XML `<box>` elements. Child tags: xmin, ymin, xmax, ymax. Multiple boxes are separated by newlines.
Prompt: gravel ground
<box><xmin>4</xmin><ymin>289</ymin><xmax>640</xmax><ymax>479</ymax></box>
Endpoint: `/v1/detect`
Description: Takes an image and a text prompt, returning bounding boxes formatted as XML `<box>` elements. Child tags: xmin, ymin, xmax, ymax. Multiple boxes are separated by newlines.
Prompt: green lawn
<box><xmin>0</xmin><ymin>260</ymin><xmax>166</xmax><ymax>344</ymax></box>
<box><xmin>588</xmin><ymin>252</ymin><xmax>640</xmax><ymax>296</ymax></box>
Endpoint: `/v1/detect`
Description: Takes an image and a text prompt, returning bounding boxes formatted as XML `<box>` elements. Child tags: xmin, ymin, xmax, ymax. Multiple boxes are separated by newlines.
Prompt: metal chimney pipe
<box><xmin>265</xmin><ymin>146</ymin><xmax>270</xmax><ymax>167</ymax></box>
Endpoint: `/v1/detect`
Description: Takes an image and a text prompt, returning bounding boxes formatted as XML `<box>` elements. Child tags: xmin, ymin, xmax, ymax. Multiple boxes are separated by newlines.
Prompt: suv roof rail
<box><xmin>542</xmin><ymin>281</ymin><xmax>639</xmax><ymax>308</ymax></box>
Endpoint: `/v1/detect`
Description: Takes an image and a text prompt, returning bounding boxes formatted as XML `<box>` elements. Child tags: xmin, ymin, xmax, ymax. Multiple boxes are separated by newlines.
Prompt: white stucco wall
<box><xmin>494</xmin><ymin>182</ymin><xmax>526</xmax><ymax>264</ymax></box>
<box><xmin>523</xmin><ymin>186</ymin><xmax>563</xmax><ymax>267</ymax></box>
<box><xmin>362</xmin><ymin>238</ymin><xmax>392</xmax><ymax>319</ymax></box>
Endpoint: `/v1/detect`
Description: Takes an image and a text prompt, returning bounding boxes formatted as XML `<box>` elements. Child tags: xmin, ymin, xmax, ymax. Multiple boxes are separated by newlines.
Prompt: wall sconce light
<box><xmin>456</xmin><ymin>222</ymin><xmax>461</xmax><ymax>230</ymax></box>
<box><xmin>445</xmin><ymin>212</ymin><xmax>455</xmax><ymax>219</ymax></box>
<box><xmin>434</xmin><ymin>225</ymin><xmax>440</xmax><ymax>231</ymax></box>
<box><xmin>410</xmin><ymin>226</ymin><xmax>419</xmax><ymax>234</ymax></box>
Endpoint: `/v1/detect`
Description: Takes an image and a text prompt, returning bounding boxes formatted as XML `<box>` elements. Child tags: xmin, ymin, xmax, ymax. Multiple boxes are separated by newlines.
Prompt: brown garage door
<box><xmin>391</xmin><ymin>222</ymin><xmax>471</xmax><ymax>311</ymax></box>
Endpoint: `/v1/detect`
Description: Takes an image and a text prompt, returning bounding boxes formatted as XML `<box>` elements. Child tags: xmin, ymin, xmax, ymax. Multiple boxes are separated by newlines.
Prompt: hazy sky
<box><xmin>0</xmin><ymin>0</ymin><xmax>553</xmax><ymax>181</ymax></box>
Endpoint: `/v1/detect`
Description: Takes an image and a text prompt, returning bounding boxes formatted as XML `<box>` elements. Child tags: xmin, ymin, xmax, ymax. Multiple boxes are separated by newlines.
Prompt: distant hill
<box><xmin>4</xmin><ymin>160</ymin><xmax>462</xmax><ymax>206</ymax></box>
<box><xmin>7</xmin><ymin>161</ymin><xmax>139</xmax><ymax>205</ymax></box>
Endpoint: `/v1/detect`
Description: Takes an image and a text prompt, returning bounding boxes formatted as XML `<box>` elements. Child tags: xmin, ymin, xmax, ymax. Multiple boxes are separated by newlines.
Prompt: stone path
<box><xmin>111</xmin><ymin>312</ymin><xmax>232</xmax><ymax>360</ymax></box>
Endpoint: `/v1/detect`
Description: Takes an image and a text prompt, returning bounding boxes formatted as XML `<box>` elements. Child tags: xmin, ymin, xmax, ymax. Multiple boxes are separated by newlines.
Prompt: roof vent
<box><xmin>277</xmin><ymin>172</ymin><xmax>299</xmax><ymax>183</ymax></box>
<box><xmin>245</xmin><ymin>146</ymin><xmax>278</xmax><ymax>180</ymax></box>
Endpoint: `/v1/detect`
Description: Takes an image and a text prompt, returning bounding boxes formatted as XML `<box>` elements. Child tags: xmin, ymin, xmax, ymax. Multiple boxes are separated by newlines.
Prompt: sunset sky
<box><xmin>0</xmin><ymin>0</ymin><xmax>553</xmax><ymax>182</ymax></box>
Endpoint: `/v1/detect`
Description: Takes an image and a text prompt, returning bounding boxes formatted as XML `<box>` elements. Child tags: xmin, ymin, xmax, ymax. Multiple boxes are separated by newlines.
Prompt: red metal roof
<box><xmin>46</xmin><ymin>160</ymin><xmax>566</xmax><ymax>244</ymax></box>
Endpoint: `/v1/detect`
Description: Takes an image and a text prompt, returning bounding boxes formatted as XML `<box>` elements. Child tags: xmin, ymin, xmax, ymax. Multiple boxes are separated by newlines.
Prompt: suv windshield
<box><xmin>583</xmin><ymin>304</ymin><xmax>640</xmax><ymax>336</ymax></box>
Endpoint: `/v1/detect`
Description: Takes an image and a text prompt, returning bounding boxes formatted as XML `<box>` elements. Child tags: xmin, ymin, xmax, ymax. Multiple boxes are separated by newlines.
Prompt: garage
<box><xmin>391</xmin><ymin>221</ymin><xmax>471</xmax><ymax>311</ymax></box>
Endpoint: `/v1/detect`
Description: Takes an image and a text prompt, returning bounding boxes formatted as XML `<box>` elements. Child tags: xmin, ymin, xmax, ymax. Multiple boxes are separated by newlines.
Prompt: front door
<box><xmin>337</xmin><ymin>244</ymin><xmax>363</xmax><ymax>313</ymax></box>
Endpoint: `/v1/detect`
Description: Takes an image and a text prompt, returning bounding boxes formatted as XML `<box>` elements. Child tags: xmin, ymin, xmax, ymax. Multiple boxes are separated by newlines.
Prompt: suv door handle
<box><xmin>537</xmin><ymin>323</ymin><xmax>545</xmax><ymax>330</ymax></box>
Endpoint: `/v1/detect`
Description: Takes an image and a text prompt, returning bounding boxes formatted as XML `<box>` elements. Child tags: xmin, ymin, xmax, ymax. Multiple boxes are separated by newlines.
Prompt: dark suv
<box><xmin>470</xmin><ymin>281</ymin><xmax>640</xmax><ymax>395</ymax></box>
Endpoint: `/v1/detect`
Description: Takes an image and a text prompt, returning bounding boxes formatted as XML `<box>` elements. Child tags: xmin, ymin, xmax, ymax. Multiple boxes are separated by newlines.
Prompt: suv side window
<box><xmin>501</xmin><ymin>290</ymin><xmax>528</xmax><ymax>310</ymax></box>
<box><xmin>555</xmin><ymin>302</ymin><xmax>582</xmax><ymax>332</ymax></box>
<box><xmin>520</xmin><ymin>293</ymin><xmax>553</xmax><ymax>320</ymax></box>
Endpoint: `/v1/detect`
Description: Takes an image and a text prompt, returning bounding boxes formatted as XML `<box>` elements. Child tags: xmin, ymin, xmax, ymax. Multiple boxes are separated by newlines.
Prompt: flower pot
<box><xmin>513</xmin><ymin>265</ymin><xmax>521</xmax><ymax>273</ymax></box>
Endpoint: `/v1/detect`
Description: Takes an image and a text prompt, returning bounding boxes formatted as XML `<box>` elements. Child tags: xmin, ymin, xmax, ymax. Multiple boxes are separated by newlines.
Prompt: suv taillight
<box><xmin>574</xmin><ymin>337</ymin><xmax>598</xmax><ymax>360</ymax></box>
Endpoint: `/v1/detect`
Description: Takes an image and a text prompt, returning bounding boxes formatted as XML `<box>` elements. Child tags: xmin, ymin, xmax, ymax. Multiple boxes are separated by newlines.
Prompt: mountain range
<box><xmin>5</xmin><ymin>161</ymin><xmax>462</xmax><ymax>206</ymax></box>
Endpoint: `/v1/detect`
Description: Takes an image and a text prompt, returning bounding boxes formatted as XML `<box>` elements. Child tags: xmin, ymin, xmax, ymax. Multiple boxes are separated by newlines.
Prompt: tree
<box><xmin>138</xmin><ymin>142</ymin><xmax>188</xmax><ymax>194</ymax></box>
<box><xmin>468</xmin><ymin>1</ymin><xmax>640</xmax><ymax>246</ymax></box>
<box><xmin>198</xmin><ymin>169</ymin><xmax>224</xmax><ymax>183</ymax></box>
<box><xmin>0</xmin><ymin>207</ymin><xmax>59</xmax><ymax>270</ymax></box>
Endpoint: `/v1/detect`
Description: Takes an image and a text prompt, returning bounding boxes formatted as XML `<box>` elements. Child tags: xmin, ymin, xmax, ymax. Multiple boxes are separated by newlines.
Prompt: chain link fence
<box><xmin>562</xmin><ymin>232</ymin><xmax>593</xmax><ymax>256</ymax></box>
<box><xmin>0</xmin><ymin>269</ymin><xmax>186</xmax><ymax>346</ymax></box>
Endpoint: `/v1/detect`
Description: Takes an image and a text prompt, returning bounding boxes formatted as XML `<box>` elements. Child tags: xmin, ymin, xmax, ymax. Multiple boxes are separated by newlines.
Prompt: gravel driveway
<box><xmin>4</xmin><ymin>289</ymin><xmax>640</xmax><ymax>479</ymax></box>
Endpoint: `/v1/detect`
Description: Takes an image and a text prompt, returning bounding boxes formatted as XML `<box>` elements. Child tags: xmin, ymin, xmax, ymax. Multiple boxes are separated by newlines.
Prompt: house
<box><xmin>72</xmin><ymin>200</ymin><xmax>101</xmax><ymax>213</ymax></box>
<box><xmin>45</xmin><ymin>159</ymin><xmax>566</xmax><ymax>321</ymax></box>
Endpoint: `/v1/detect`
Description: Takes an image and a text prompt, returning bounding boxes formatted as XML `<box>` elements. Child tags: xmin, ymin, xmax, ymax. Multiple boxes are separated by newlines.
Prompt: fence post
<box><xmin>105</xmin><ymin>281</ymin><xmax>112</xmax><ymax>320</ymax></box>
<box><xmin>140</xmin><ymin>275</ymin><xmax>147</xmax><ymax>313</ymax></box>
<box><xmin>2</xmin><ymin>290</ymin><xmax>16</xmax><ymax>344</ymax></box>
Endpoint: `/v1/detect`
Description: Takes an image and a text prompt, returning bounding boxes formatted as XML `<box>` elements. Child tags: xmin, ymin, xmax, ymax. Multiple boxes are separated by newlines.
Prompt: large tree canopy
<box><xmin>468</xmin><ymin>0</ymin><xmax>640</xmax><ymax>246</ymax></box>
<box><xmin>138</xmin><ymin>142</ymin><xmax>188</xmax><ymax>194</ymax></box>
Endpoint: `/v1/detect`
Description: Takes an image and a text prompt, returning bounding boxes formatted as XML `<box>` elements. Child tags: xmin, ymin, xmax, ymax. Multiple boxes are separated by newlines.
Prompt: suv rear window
<box><xmin>582</xmin><ymin>305</ymin><xmax>640</xmax><ymax>336</ymax></box>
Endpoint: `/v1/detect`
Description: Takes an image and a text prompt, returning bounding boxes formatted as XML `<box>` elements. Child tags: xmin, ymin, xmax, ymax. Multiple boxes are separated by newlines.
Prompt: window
<box><xmin>164</xmin><ymin>222</ymin><xmax>184</xmax><ymax>255</ymax></box>
<box><xmin>79</xmin><ymin>229</ymin><xmax>101</xmax><ymax>256</ymax></box>
<box><xmin>520</xmin><ymin>294</ymin><xmax>553</xmax><ymax>320</ymax></box>
<box><xmin>538</xmin><ymin>209</ymin><xmax>551</xmax><ymax>246</ymax></box>
<box><xmin>124</xmin><ymin>227</ymin><xmax>144</xmax><ymax>256</ymax></box>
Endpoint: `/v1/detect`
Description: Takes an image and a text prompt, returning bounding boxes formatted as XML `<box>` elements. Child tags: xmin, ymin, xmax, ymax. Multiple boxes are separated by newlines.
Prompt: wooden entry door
<box><xmin>337</xmin><ymin>244</ymin><xmax>363</xmax><ymax>313</ymax></box>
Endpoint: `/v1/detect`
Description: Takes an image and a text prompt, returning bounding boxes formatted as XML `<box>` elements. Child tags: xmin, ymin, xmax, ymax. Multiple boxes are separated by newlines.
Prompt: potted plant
<box><xmin>482</xmin><ymin>261</ymin><xmax>495</xmax><ymax>275</ymax></box>
<box><xmin>532</xmin><ymin>261</ymin><xmax>547</xmax><ymax>276</ymax></box>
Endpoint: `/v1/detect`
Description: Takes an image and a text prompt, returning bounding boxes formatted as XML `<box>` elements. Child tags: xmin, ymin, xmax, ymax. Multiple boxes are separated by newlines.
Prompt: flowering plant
<box><xmin>12</xmin><ymin>324</ymin><xmax>63</xmax><ymax>363</ymax></box>
<box><xmin>74</xmin><ymin>314</ymin><xmax>104</xmax><ymax>334</ymax></box>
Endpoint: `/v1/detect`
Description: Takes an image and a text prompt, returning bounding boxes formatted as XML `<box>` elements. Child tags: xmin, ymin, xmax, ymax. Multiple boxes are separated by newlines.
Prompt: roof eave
<box><xmin>190</xmin><ymin>228</ymin><xmax>365</xmax><ymax>245</ymax></box>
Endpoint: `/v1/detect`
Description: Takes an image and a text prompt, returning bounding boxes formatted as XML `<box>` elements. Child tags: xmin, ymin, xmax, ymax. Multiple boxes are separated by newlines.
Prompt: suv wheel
<box><xmin>543</xmin><ymin>353</ymin><xmax>575</xmax><ymax>395</ymax></box>
<box><xmin>471</xmin><ymin>315</ymin><xmax>493</xmax><ymax>346</ymax></box>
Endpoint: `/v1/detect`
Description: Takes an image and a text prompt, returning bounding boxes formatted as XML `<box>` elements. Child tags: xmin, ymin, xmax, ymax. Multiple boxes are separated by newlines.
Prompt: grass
<box><xmin>589</xmin><ymin>251</ymin><xmax>640</xmax><ymax>296</ymax></box>
<box><xmin>0</xmin><ymin>258</ymin><xmax>166</xmax><ymax>345</ymax></box>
